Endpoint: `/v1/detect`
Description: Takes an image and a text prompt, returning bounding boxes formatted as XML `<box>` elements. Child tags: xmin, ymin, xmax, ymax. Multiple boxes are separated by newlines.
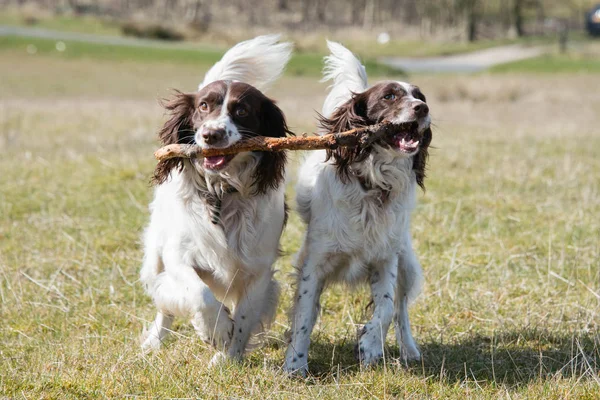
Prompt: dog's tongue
<box><xmin>203</xmin><ymin>156</ymin><xmax>228</xmax><ymax>169</ymax></box>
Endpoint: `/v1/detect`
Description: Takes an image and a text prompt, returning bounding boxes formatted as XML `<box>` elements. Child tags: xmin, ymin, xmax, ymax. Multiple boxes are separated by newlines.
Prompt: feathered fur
<box><xmin>140</xmin><ymin>36</ymin><xmax>292</xmax><ymax>364</ymax></box>
<box><xmin>201</xmin><ymin>34</ymin><xmax>292</xmax><ymax>93</ymax></box>
<box><xmin>285</xmin><ymin>42</ymin><xmax>431</xmax><ymax>376</ymax></box>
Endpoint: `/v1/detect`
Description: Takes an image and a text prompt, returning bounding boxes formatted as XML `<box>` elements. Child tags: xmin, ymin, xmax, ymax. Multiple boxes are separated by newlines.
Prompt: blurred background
<box><xmin>1</xmin><ymin>1</ymin><xmax>600</xmax><ymax>398</ymax></box>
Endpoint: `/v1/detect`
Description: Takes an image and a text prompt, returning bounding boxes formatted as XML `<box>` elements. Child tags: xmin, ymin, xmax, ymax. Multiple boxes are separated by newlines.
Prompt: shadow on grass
<box><xmin>262</xmin><ymin>328</ymin><xmax>600</xmax><ymax>385</ymax></box>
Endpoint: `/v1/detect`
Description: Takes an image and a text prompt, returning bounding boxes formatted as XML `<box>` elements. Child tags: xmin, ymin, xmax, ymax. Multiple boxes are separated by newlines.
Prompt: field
<box><xmin>1</xmin><ymin>42</ymin><xmax>600</xmax><ymax>399</ymax></box>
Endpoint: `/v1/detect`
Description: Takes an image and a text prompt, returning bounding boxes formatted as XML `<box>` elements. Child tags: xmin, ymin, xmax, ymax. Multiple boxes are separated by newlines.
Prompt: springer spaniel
<box><xmin>284</xmin><ymin>41</ymin><xmax>432</xmax><ymax>375</ymax></box>
<box><xmin>140</xmin><ymin>35</ymin><xmax>293</xmax><ymax>363</ymax></box>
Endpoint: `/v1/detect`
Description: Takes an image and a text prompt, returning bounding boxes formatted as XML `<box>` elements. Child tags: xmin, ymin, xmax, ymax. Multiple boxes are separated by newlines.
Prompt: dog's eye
<box><xmin>383</xmin><ymin>93</ymin><xmax>396</xmax><ymax>100</ymax></box>
<box><xmin>235</xmin><ymin>107</ymin><xmax>248</xmax><ymax>117</ymax></box>
<box><xmin>199</xmin><ymin>102</ymin><xmax>209</xmax><ymax>112</ymax></box>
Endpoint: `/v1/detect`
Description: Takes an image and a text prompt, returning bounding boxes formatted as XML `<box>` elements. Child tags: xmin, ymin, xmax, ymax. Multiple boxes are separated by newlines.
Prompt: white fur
<box><xmin>321</xmin><ymin>40</ymin><xmax>368</xmax><ymax>118</ymax></box>
<box><xmin>140</xmin><ymin>36</ymin><xmax>290</xmax><ymax>361</ymax></box>
<box><xmin>201</xmin><ymin>34</ymin><xmax>293</xmax><ymax>93</ymax></box>
<box><xmin>285</xmin><ymin>42</ymin><xmax>426</xmax><ymax>375</ymax></box>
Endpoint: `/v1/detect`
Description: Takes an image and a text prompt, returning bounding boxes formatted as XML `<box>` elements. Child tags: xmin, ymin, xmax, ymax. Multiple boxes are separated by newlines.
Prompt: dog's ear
<box><xmin>153</xmin><ymin>91</ymin><xmax>196</xmax><ymax>185</ymax></box>
<box><xmin>253</xmin><ymin>98</ymin><xmax>294</xmax><ymax>194</ymax></box>
<box><xmin>413</xmin><ymin>127</ymin><xmax>432</xmax><ymax>190</ymax></box>
<box><xmin>320</xmin><ymin>93</ymin><xmax>369</xmax><ymax>181</ymax></box>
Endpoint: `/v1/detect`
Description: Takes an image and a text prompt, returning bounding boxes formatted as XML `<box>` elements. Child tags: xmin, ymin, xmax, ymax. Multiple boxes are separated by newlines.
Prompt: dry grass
<box><xmin>1</xmin><ymin>53</ymin><xmax>599</xmax><ymax>399</ymax></box>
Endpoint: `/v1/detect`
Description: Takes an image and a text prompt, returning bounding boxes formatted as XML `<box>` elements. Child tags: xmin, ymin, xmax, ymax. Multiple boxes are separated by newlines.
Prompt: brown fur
<box><xmin>320</xmin><ymin>81</ymin><xmax>432</xmax><ymax>190</ymax></box>
<box><xmin>151</xmin><ymin>81</ymin><xmax>293</xmax><ymax>194</ymax></box>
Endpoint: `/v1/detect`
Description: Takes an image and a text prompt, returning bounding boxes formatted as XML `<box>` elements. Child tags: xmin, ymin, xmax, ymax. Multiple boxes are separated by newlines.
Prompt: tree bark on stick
<box><xmin>154</xmin><ymin>121</ymin><xmax>417</xmax><ymax>161</ymax></box>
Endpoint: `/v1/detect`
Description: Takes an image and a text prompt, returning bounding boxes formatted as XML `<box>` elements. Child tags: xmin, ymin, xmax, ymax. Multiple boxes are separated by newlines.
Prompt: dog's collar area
<box><xmin>204</xmin><ymin>186</ymin><xmax>238</xmax><ymax>225</ymax></box>
<box><xmin>354</xmin><ymin>174</ymin><xmax>390</xmax><ymax>205</ymax></box>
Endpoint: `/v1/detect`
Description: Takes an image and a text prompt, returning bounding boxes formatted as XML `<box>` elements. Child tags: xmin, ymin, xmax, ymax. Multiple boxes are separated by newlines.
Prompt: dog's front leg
<box><xmin>394</xmin><ymin>240</ymin><xmax>422</xmax><ymax>362</ymax></box>
<box><xmin>141</xmin><ymin>311</ymin><xmax>174</xmax><ymax>351</ymax></box>
<box><xmin>225</xmin><ymin>270</ymin><xmax>280</xmax><ymax>361</ymax></box>
<box><xmin>356</xmin><ymin>257</ymin><xmax>398</xmax><ymax>366</ymax></box>
<box><xmin>284</xmin><ymin>251</ymin><xmax>326</xmax><ymax>376</ymax></box>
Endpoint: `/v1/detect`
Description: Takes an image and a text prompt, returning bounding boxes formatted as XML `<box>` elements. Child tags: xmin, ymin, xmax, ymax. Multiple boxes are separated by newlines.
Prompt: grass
<box><xmin>490</xmin><ymin>37</ymin><xmax>600</xmax><ymax>74</ymax></box>
<box><xmin>0</xmin><ymin>9</ymin><xmax>564</xmax><ymax>59</ymax></box>
<box><xmin>491</xmin><ymin>53</ymin><xmax>600</xmax><ymax>73</ymax></box>
<box><xmin>297</xmin><ymin>34</ymin><xmax>559</xmax><ymax>59</ymax></box>
<box><xmin>1</xmin><ymin>51</ymin><xmax>600</xmax><ymax>398</ymax></box>
<box><xmin>0</xmin><ymin>35</ymin><xmax>402</xmax><ymax>78</ymax></box>
<box><xmin>0</xmin><ymin>9</ymin><xmax>122</xmax><ymax>37</ymax></box>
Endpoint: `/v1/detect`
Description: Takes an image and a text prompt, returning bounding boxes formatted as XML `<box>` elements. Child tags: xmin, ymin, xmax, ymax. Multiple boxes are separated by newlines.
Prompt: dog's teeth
<box><xmin>413</xmin><ymin>141</ymin><xmax>419</xmax><ymax>146</ymax></box>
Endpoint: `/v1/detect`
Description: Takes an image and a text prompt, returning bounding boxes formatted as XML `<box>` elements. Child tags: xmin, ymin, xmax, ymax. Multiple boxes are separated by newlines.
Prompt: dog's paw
<box><xmin>355</xmin><ymin>325</ymin><xmax>385</xmax><ymax>366</ymax></box>
<box><xmin>208</xmin><ymin>351</ymin><xmax>227</xmax><ymax>368</ymax></box>
<box><xmin>283</xmin><ymin>362</ymin><xmax>308</xmax><ymax>378</ymax></box>
<box><xmin>140</xmin><ymin>326</ymin><xmax>164</xmax><ymax>352</ymax></box>
<box><xmin>399</xmin><ymin>340</ymin><xmax>421</xmax><ymax>362</ymax></box>
<box><xmin>191</xmin><ymin>308</ymin><xmax>234</xmax><ymax>350</ymax></box>
<box><xmin>284</xmin><ymin>349</ymin><xmax>308</xmax><ymax>377</ymax></box>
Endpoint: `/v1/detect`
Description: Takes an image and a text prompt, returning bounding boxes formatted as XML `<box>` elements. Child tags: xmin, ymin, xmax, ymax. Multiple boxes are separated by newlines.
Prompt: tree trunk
<box><xmin>466</xmin><ymin>0</ymin><xmax>478</xmax><ymax>42</ymax></box>
<box><xmin>302</xmin><ymin>0</ymin><xmax>312</xmax><ymax>24</ymax></box>
<box><xmin>363</xmin><ymin>0</ymin><xmax>375</xmax><ymax>30</ymax></box>
<box><xmin>316</xmin><ymin>0</ymin><xmax>327</xmax><ymax>23</ymax></box>
<box><xmin>514</xmin><ymin>0</ymin><xmax>525</xmax><ymax>37</ymax></box>
<box><xmin>351</xmin><ymin>0</ymin><xmax>363</xmax><ymax>25</ymax></box>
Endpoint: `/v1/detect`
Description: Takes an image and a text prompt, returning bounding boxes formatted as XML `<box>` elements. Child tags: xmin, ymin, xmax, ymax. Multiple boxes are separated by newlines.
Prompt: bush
<box><xmin>121</xmin><ymin>22</ymin><xmax>185</xmax><ymax>41</ymax></box>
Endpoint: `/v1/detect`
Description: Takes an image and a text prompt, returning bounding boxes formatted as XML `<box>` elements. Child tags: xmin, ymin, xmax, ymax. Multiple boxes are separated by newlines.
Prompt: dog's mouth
<box><xmin>392</xmin><ymin>135</ymin><xmax>420</xmax><ymax>153</ymax></box>
<box><xmin>203</xmin><ymin>155</ymin><xmax>235</xmax><ymax>170</ymax></box>
<box><xmin>384</xmin><ymin>122</ymin><xmax>424</xmax><ymax>154</ymax></box>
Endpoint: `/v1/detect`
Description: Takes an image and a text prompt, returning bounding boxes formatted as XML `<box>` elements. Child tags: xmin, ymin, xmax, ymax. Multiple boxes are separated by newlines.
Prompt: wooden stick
<box><xmin>154</xmin><ymin>120</ymin><xmax>417</xmax><ymax>161</ymax></box>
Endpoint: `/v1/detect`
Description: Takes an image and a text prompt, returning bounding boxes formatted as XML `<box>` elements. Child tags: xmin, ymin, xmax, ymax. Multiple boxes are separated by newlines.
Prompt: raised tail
<box><xmin>321</xmin><ymin>41</ymin><xmax>369</xmax><ymax>117</ymax></box>
<box><xmin>200</xmin><ymin>34</ymin><xmax>293</xmax><ymax>93</ymax></box>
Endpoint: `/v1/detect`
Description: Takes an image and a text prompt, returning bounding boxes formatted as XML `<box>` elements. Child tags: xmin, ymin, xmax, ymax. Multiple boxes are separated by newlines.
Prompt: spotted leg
<box><xmin>394</xmin><ymin>237</ymin><xmax>422</xmax><ymax>362</ymax></box>
<box><xmin>284</xmin><ymin>251</ymin><xmax>326</xmax><ymax>376</ymax></box>
<box><xmin>356</xmin><ymin>257</ymin><xmax>397</xmax><ymax>366</ymax></box>
<box><xmin>225</xmin><ymin>270</ymin><xmax>280</xmax><ymax>361</ymax></box>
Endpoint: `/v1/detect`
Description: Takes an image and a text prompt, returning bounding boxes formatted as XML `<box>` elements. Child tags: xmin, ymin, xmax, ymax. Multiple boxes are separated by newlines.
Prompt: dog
<box><xmin>140</xmin><ymin>35</ymin><xmax>293</xmax><ymax>363</ymax></box>
<box><xmin>284</xmin><ymin>41</ymin><xmax>432</xmax><ymax>375</ymax></box>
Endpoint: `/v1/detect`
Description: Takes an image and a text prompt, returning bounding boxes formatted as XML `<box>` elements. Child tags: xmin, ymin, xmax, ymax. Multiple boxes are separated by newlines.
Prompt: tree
<box><xmin>514</xmin><ymin>0</ymin><xmax>525</xmax><ymax>36</ymax></box>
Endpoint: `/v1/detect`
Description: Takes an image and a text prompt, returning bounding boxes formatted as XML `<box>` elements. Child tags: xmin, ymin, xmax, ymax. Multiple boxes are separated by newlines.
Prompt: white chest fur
<box><xmin>296</xmin><ymin>148</ymin><xmax>417</xmax><ymax>281</ymax></box>
<box><xmin>148</xmin><ymin>171</ymin><xmax>285</xmax><ymax>286</ymax></box>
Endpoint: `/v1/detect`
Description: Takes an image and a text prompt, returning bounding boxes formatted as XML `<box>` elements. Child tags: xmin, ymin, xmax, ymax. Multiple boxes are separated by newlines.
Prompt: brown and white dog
<box><xmin>285</xmin><ymin>41</ymin><xmax>432</xmax><ymax>375</ymax></box>
<box><xmin>140</xmin><ymin>35</ymin><xmax>292</xmax><ymax>364</ymax></box>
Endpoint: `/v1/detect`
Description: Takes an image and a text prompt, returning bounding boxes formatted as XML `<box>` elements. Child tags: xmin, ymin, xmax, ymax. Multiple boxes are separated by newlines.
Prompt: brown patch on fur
<box><xmin>151</xmin><ymin>82</ymin><xmax>293</xmax><ymax>193</ymax></box>
<box><xmin>413</xmin><ymin>127</ymin><xmax>432</xmax><ymax>190</ymax></box>
<box><xmin>319</xmin><ymin>92</ymin><xmax>370</xmax><ymax>182</ymax></box>
<box><xmin>320</xmin><ymin>81</ymin><xmax>433</xmax><ymax>189</ymax></box>
<box><xmin>252</xmin><ymin>95</ymin><xmax>293</xmax><ymax>194</ymax></box>
<box><xmin>152</xmin><ymin>90</ymin><xmax>196</xmax><ymax>185</ymax></box>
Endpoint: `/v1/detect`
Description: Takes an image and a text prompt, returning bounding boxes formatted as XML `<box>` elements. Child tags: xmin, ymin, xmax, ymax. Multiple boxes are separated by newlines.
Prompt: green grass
<box><xmin>0</xmin><ymin>9</ymin><xmax>564</xmax><ymax>60</ymax></box>
<box><xmin>1</xmin><ymin>52</ymin><xmax>599</xmax><ymax>398</ymax></box>
<box><xmin>308</xmin><ymin>35</ymin><xmax>558</xmax><ymax>59</ymax></box>
<box><xmin>0</xmin><ymin>10</ymin><xmax>122</xmax><ymax>36</ymax></box>
<box><xmin>491</xmin><ymin>52</ymin><xmax>600</xmax><ymax>73</ymax></box>
<box><xmin>490</xmin><ymin>38</ymin><xmax>600</xmax><ymax>73</ymax></box>
<box><xmin>0</xmin><ymin>35</ymin><xmax>402</xmax><ymax>78</ymax></box>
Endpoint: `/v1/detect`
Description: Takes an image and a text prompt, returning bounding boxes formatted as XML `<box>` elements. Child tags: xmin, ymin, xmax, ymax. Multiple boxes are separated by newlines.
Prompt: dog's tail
<box><xmin>321</xmin><ymin>40</ymin><xmax>368</xmax><ymax>118</ymax></box>
<box><xmin>200</xmin><ymin>34</ymin><xmax>293</xmax><ymax>93</ymax></box>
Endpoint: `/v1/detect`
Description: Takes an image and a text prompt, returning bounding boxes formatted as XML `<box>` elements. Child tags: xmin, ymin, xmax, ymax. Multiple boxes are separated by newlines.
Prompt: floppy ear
<box><xmin>413</xmin><ymin>127</ymin><xmax>432</xmax><ymax>190</ymax></box>
<box><xmin>152</xmin><ymin>91</ymin><xmax>196</xmax><ymax>185</ymax></box>
<box><xmin>319</xmin><ymin>93</ymin><xmax>369</xmax><ymax>181</ymax></box>
<box><xmin>253</xmin><ymin>99</ymin><xmax>294</xmax><ymax>194</ymax></box>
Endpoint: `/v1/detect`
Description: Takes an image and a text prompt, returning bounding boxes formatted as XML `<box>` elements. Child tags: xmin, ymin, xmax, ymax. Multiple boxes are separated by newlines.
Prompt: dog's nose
<box><xmin>412</xmin><ymin>103</ymin><xmax>429</xmax><ymax>118</ymax></box>
<box><xmin>202</xmin><ymin>129</ymin><xmax>226</xmax><ymax>145</ymax></box>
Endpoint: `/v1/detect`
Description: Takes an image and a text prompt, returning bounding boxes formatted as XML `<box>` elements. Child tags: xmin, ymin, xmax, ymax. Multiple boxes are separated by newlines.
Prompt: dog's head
<box><xmin>320</xmin><ymin>80</ymin><xmax>432</xmax><ymax>189</ymax></box>
<box><xmin>153</xmin><ymin>80</ymin><xmax>291</xmax><ymax>194</ymax></box>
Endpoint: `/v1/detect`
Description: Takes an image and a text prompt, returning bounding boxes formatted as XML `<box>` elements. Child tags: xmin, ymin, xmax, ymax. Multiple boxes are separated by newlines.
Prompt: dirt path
<box><xmin>1</xmin><ymin>25</ymin><xmax>547</xmax><ymax>73</ymax></box>
<box><xmin>380</xmin><ymin>44</ymin><xmax>547</xmax><ymax>73</ymax></box>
